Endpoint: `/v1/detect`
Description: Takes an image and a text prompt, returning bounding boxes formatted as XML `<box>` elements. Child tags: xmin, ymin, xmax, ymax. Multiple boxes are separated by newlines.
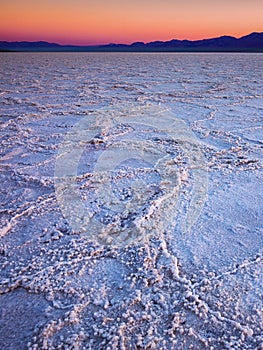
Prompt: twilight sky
<box><xmin>1</xmin><ymin>0</ymin><xmax>262</xmax><ymax>45</ymax></box>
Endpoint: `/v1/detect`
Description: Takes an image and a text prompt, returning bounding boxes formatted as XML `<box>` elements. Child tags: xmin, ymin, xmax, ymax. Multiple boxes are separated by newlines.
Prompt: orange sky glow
<box><xmin>1</xmin><ymin>0</ymin><xmax>262</xmax><ymax>45</ymax></box>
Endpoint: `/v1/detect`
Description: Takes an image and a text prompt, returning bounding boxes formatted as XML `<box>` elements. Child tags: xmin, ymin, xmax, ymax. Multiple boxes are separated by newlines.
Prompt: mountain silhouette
<box><xmin>0</xmin><ymin>32</ymin><xmax>262</xmax><ymax>52</ymax></box>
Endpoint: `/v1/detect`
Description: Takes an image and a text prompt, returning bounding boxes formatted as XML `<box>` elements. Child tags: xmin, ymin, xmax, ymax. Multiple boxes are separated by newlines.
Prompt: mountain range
<box><xmin>0</xmin><ymin>32</ymin><xmax>262</xmax><ymax>52</ymax></box>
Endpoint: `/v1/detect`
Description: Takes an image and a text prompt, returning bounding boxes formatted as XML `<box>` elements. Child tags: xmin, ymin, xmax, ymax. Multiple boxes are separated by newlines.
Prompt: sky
<box><xmin>0</xmin><ymin>0</ymin><xmax>262</xmax><ymax>45</ymax></box>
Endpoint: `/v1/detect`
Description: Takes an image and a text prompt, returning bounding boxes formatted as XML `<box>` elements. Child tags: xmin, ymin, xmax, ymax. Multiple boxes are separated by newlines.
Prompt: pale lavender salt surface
<box><xmin>0</xmin><ymin>53</ymin><xmax>262</xmax><ymax>349</ymax></box>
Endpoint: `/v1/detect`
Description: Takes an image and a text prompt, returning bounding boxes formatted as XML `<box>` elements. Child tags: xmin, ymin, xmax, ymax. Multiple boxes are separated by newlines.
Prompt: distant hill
<box><xmin>0</xmin><ymin>32</ymin><xmax>262</xmax><ymax>52</ymax></box>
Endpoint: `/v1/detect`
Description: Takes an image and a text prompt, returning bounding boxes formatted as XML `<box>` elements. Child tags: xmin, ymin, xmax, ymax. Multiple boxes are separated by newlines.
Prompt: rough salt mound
<box><xmin>0</xmin><ymin>52</ymin><xmax>262</xmax><ymax>350</ymax></box>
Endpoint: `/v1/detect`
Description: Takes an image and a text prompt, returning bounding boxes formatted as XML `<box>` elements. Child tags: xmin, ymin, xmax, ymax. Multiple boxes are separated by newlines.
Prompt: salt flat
<box><xmin>0</xmin><ymin>53</ymin><xmax>262</xmax><ymax>349</ymax></box>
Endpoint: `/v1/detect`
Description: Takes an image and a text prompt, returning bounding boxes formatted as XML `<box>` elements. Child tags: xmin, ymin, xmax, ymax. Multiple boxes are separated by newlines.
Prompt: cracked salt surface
<box><xmin>0</xmin><ymin>53</ymin><xmax>262</xmax><ymax>349</ymax></box>
<box><xmin>54</xmin><ymin>102</ymin><xmax>208</xmax><ymax>246</ymax></box>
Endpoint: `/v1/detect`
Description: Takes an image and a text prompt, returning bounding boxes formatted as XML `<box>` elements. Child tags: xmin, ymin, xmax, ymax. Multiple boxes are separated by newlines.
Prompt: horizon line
<box><xmin>1</xmin><ymin>31</ymin><xmax>262</xmax><ymax>47</ymax></box>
